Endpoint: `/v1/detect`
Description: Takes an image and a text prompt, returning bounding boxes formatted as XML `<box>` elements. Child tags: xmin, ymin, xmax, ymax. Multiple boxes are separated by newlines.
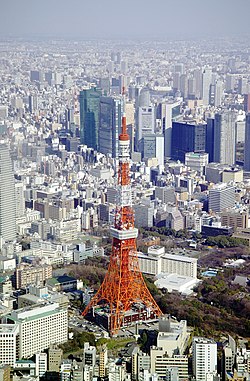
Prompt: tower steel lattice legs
<box><xmin>82</xmin><ymin>238</ymin><xmax>162</xmax><ymax>335</ymax></box>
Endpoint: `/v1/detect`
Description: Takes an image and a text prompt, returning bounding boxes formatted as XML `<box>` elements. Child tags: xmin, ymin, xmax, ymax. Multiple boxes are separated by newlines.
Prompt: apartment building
<box><xmin>14</xmin><ymin>264</ymin><xmax>52</xmax><ymax>289</ymax></box>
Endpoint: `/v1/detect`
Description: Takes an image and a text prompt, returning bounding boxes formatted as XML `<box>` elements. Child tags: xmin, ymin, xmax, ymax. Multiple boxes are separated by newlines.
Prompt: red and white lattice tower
<box><xmin>82</xmin><ymin>90</ymin><xmax>162</xmax><ymax>335</ymax></box>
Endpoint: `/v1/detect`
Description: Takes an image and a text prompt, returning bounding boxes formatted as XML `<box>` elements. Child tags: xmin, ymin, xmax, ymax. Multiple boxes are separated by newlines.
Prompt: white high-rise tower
<box><xmin>202</xmin><ymin>67</ymin><xmax>213</xmax><ymax>106</ymax></box>
<box><xmin>192</xmin><ymin>337</ymin><xmax>217</xmax><ymax>381</ymax></box>
<box><xmin>0</xmin><ymin>144</ymin><xmax>16</xmax><ymax>243</ymax></box>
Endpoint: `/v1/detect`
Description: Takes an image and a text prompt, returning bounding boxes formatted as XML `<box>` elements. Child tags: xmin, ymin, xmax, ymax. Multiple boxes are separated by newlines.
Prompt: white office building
<box><xmin>150</xmin><ymin>350</ymin><xmax>188</xmax><ymax>380</ymax></box>
<box><xmin>157</xmin><ymin>317</ymin><xmax>188</xmax><ymax>357</ymax></box>
<box><xmin>202</xmin><ymin>67</ymin><xmax>213</xmax><ymax>106</ymax></box>
<box><xmin>137</xmin><ymin>246</ymin><xmax>197</xmax><ymax>278</ymax></box>
<box><xmin>192</xmin><ymin>337</ymin><xmax>217</xmax><ymax>381</ymax></box>
<box><xmin>7</xmin><ymin>303</ymin><xmax>68</xmax><ymax>359</ymax></box>
<box><xmin>209</xmin><ymin>184</ymin><xmax>235</xmax><ymax>213</ymax></box>
<box><xmin>137</xmin><ymin>106</ymin><xmax>155</xmax><ymax>143</ymax></box>
<box><xmin>0</xmin><ymin>324</ymin><xmax>19</xmax><ymax>366</ymax></box>
<box><xmin>185</xmin><ymin>152</ymin><xmax>209</xmax><ymax>175</ymax></box>
<box><xmin>35</xmin><ymin>352</ymin><xmax>47</xmax><ymax>378</ymax></box>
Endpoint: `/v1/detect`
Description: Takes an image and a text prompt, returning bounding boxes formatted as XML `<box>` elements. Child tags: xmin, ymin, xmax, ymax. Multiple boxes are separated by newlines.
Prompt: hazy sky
<box><xmin>1</xmin><ymin>0</ymin><xmax>250</xmax><ymax>40</ymax></box>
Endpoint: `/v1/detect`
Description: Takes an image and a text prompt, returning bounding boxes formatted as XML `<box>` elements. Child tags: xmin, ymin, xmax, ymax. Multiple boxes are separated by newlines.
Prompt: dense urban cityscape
<box><xmin>0</xmin><ymin>3</ymin><xmax>250</xmax><ymax>380</ymax></box>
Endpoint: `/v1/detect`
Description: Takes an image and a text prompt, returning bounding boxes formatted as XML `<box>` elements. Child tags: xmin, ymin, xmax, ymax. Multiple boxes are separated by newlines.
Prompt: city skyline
<box><xmin>0</xmin><ymin>6</ymin><xmax>250</xmax><ymax>376</ymax></box>
<box><xmin>1</xmin><ymin>0</ymin><xmax>250</xmax><ymax>40</ymax></box>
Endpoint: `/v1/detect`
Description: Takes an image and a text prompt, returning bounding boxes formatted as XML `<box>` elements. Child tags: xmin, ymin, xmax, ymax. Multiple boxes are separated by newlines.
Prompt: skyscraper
<box><xmin>99</xmin><ymin>96</ymin><xmax>122</xmax><ymax>158</ymax></box>
<box><xmin>161</xmin><ymin>100</ymin><xmax>182</xmax><ymax>158</ymax></box>
<box><xmin>214</xmin><ymin>80</ymin><xmax>224</xmax><ymax>107</ymax></box>
<box><xmin>0</xmin><ymin>144</ymin><xmax>16</xmax><ymax>243</ymax></box>
<box><xmin>206</xmin><ymin>118</ymin><xmax>215</xmax><ymax>162</ymax></box>
<box><xmin>244</xmin><ymin>114</ymin><xmax>250</xmax><ymax>171</ymax></box>
<box><xmin>136</xmin><ymin>106</ymin><xmax>155</xmax><ymax>149</ymax></box>
<box><xmin>171</xmin><ymin>121</ymin><xmax>206</xmax><ymax>162</ymax></box>
<box><xmin>79</xmin><ymin>88</ymin><xmax>101</xmax><ymax>150</ymax></box>
<box><xmin>213</xmin><ymin>110</ymin><xmax>236</xmax><ymax>165</ymax></box>
<box><xmin>202</xmin><ymin>66</ymin><xmax>213</xmax><ymax>106</ymax></box>
<box><xmin>140</xmin><ymin>134</ymin><xmax>164</xmax><ymax>165</ymax></box>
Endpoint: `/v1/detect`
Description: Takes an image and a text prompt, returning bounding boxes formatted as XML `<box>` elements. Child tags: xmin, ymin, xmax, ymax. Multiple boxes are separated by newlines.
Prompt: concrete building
<box><xmin>150</xmin><ymin>349</ymin><xmax>188</xmax><ymax>380</ymax></box>
<box><xmin>99</xmin><ymin>345</ymin><xmax>108</xmax><ymax>378</ymax></box>
<box><xmin>209</xmin><ymin>184</ymin><xmax>235</xmax><ymax>212</ymax></box>
<box><xmin>35</xmin><ymin>352</ymin><xmax>47</xmax><ymax>378</ymax></box>
<box><xmin>134</xmin><ymin>202</ymin><xmax>154</xmax><ymax>228</ymax></box>
<box><xmin>223</xmin><ymin>346</ymin><xmax>235</xmax><ymax>377</ymax></box>
<box><xmin>222</xmin><ymin>167</ymin><xmax>243</xmax><ymax>183</ymax></box>
<box><xmin>108</xmin><ymin>362</ymin><xmax>126</xmax><ymax>381</ymax></box>
<box><xmin>61</xmin><ymin>360</ymin><xmax>72</xmax><ymax>381</ymax></box>
<box><xmin>48</xmin><ymin>345</ymin><xmax>63</xmax><ymax>372</ymax></box>
<box><xmin>221</xmin><ymin>209</ymin><xmax>248</xmax><ymax>231</ymax></box>
<box><xmin>192</xmin><ymin>337</ymin><xmax>217</xmax><ymax>381</ymax></box>
<box><xmin>14</xmin><ymin>264</ymin><xmax>53</xmax><ymax>289</ymax></box>
<box><xmin>7</xmin><ymin>303</ymin><xmax>68</xmax><ymax>359</ymax></box>
<box><xmin>0</xmin><ymin>325</ymin><xmax>19</xmax><ymax>366</ymax></box>
<box><xmin>0</xmin><ymin>277</ymin><xmax>12</xmax><ymax>294</ymax></box>
<box><xmin>136</xmin><ymin>106</ymin><xmax>155</xmax><ymax>147</ymax></box>
<box><xmin>83</xmin><ymin>342</ymin><xmax>96</xmax><ymax>368</ymax></box>
<box><xmin>161</xmin><ymin>252</ymin><xmax>197</xmax><ymax>278</ymax></box>
<box><xmin>185</xmin><ymin>152</ymin><xmax>209</xmax><ymax>175</ymax></box>
<box><xmin>46</xmin><ymin>275</ymin><xmax>77</xmax><ymax>292</ymax></box>
<box><xmin>205</xmin><ymin>163</ymin><xmax>224</xmax><ymax>183</ymax></box>
<box><xmin>0</xmin><ymin>365</ymin><xmax>10</xmax><ymax>381</ymax></box>
<box><xmin>233</xmin><ymin>228</ymin><xmax>250</xmax><ymax>246</ymax></box>
<box><xmin>157</xmin><ymin>317</ymin><xmax>188</xmax><ymax>356</ymax></box>
<box><xmin>140</xmin><ymin>134</ymin><xmax>164</xmax><ymax>166</ymax></box>
<box><xmin>17</xmin><ymin>285</ymin><xmax>69</xmax><ymax>310</ymax></box>
<box><xmin>137</xmin><ymin>246</ymin><xmax>197</xmax><ymax>278</ymax></box>
<box><xmin>15</xmin><ymin>182</ymin><xmax>25</xmax><ymax>218</ymax></box>
<box><xmin>165</xmin><ymin>206</ymin><xmax>184</xmax><ymax>231</ymax></box>
<box><xmin>155</xmin><ymin>186</ymin><xmax>176</xmax><ymax>204</ymax></box>
<box><xmin>155</xmin><ymin>273</ymin><xmax>200</xmax><ymax>294</ymax></box>
<box><xmin>205</xmin><ymin>163</ymin><xmax>243</xmax><ymax>184</ymax></box>
<box><xmin>132</xmin><ymin>347</ymin><xmax>150</xmax><ymax>381</ymax></box>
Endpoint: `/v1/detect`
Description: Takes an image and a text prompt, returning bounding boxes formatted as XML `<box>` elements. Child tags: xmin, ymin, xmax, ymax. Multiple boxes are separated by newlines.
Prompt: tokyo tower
<box><xmin>82</xmin><ymin>91</ymin><xmax>162</xmax><ymax>335</ymax></box>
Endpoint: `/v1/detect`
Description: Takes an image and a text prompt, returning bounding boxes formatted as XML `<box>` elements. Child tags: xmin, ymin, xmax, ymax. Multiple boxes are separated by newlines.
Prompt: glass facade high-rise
<box><xmin>99</xmin><ymin>96</ymin><xmax>122</xmax><ymax>158</ymax></box>
<box><xmin>171</xmin><ymin>121</ymin><xmax>206</xmax><ymax>162</ymax></box>
<box><xmin>0</xmin><ymin>144</ymin><xmax>16</xmax><ymax>243</ymax></box>
<box><xmin>206</xmin><ymin>117</ymin><xmax>215</xmax><ymax>162</ymax></box>
<box><xmin>213</xmin><ymin>110</ymin><xmax>236</xmax><ymax>165</ymax></box>
<box><xmin>79</xmin><ymin>88</ymin><xmax>101</xmax><ymax>150</ymax></box>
